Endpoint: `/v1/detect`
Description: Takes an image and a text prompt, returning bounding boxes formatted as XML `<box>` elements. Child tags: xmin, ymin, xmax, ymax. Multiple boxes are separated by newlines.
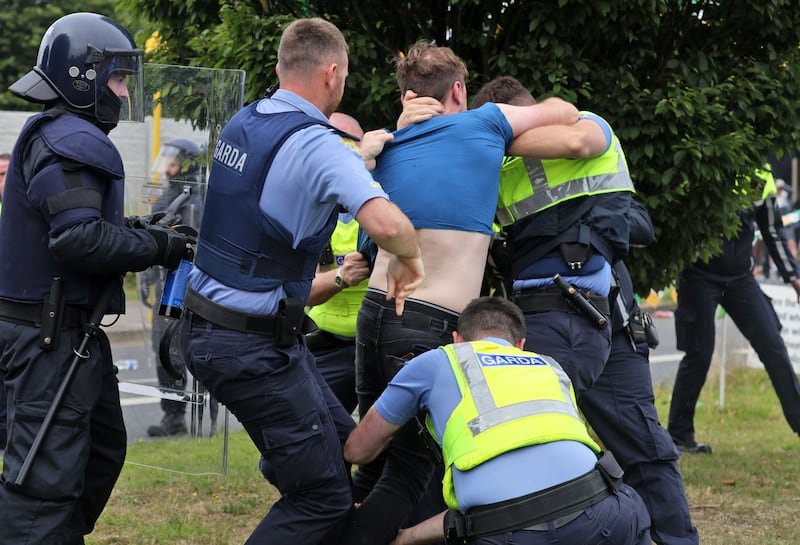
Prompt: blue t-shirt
<box><xmin>374</xmin><ymin>338</ymin><xmax>598</xmax><ymax>510</ymax></box>
<box><xmin>371</xmin><ymin>103</ymin><xmax>513</xmax><ymax>235</ymax></box>
<box><xmin>189</xmin><ymin>90</ymin><xmax>387</xmax><ymax>314</ymax></box>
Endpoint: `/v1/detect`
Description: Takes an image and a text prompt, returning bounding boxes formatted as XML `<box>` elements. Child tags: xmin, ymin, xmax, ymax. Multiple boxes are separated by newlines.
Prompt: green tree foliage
<box><xmin>0</xmin><ymin>0</ymin><xmax>119</xmax><ymax>110</ymax></box>
<box><xmin>122</xmin><ymin>1</ymin><xmax>800</xmax><ymax>289</ymax></box>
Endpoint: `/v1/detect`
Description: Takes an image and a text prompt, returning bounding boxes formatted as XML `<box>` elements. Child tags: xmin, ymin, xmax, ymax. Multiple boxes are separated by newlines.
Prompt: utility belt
<box><xmin>513</xmin><ymin>285</ymin><xmax>610</xmax><ymax>322</ymax></box>
<box><xmin>0</xmin><ymin>277</ymin><xmax>89</xmax><ymax>351</ymax></box>
<box><xmin>444</xmin><ymin>451</ymin><xmax>623</xmax><ymax>544</ymax></box>
<box><xmin>184</xmin><ymin>288</ymin><xmax>308</xmax><ymax>347</ymax></box>
<box><xmin>627</xmin><ymin>310</ymin><xmax>659</xmax><ymax>349</ymax></box>
<box><xmin>305</xmin><ymin>328</ymin><xmax>354</xmax><ymax>352</ymax></box>
<box><xmin>0</xmin><ymin>299</ymin><xmax>88</xmax><ymax>329</ymax></box>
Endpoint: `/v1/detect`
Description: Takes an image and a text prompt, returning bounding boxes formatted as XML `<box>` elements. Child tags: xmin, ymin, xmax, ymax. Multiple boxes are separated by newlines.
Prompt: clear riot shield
<box><xmin>109</xmin><ymin>64</ymin><xmax>245</xmax><ymax>475</ymax></box>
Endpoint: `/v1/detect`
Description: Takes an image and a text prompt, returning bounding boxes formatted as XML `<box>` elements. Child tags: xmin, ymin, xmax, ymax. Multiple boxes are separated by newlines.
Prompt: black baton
<box><xmin>552</xmin><ymin>274</ymin><xmax>608</xmax><ymax>330</ymax></box>
<box><xmin>15</xmin><ymin>281</ymin><xmax>116</xmax><ymax>487</ymax></box>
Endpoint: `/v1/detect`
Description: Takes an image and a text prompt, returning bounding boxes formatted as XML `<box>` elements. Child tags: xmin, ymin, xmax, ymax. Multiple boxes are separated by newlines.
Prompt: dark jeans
<box><xmin>669</xmin><ymin>271</ymin><xmax>800</xmax><ymax>442</ymax></box>
<box><xmin>181</xmin><ymin>315</ymin><xmax>354</xmax><ymax>545</ymax></box>
<box><xmin>343</xmin><ymin>290</ymin><xmax>457</xmax><ymax>545</ymax></box>
<box><xmin>0</xmin><ymin>321</ymin><xmax>126</xmax><ymax>545</ymax></box>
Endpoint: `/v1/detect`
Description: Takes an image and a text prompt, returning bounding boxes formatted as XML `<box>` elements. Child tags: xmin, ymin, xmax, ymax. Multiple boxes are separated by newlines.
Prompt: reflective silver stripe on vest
<box><xmin>505</xmin><ymin>142</ymin><xmax>634</xmax><ymax>223</ymax></box>
<box><xmin>453</xmin><ymin>343</ymin><xmax>581</xmax><ymax>436</ymax></box>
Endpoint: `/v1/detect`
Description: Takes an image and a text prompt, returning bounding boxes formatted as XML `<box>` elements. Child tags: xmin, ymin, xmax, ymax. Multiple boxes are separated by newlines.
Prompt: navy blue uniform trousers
<box><xmin>0</xmin><ymin>321</ymin><xmax>126</xmax><ymax>545</ymax></box>
<box><xmin>476</xmin><ymin>484</ymin><xmax>650</xmax><ymax>545</ymax></box>
<box><xmin>523</xmin><ymin>310</ymin><xmax>698</xmax><ymax>545</ymax></box>
<box><xmin>669</xmin><ymin>271</ymin><xmax>800</xmax><ymax>442</ymax></box>
<box><xmin>181</xmin><ymin>316</ymin><xmax>355</xmax><ymax>545</ymax></box>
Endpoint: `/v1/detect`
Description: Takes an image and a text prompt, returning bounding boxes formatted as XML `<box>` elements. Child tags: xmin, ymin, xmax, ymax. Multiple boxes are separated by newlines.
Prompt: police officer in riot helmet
<box><xmin>0</xmin><ymin>12</ymin><xmax>194</xmax><ymax>544</ymax></box>
<box><xmin>151</xmin><ymin>137</ymin><xmax>206</xmax><ymax>224</ymax></box>
<box><xmin>143</xmin><ymin>137</ymin><xmax>214</xmax><ymax>437</ymax></box>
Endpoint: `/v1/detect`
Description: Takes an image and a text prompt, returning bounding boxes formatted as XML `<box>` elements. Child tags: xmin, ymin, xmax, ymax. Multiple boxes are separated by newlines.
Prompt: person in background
<box><xmin>669</xmin><ymin>165</ymin><xmax>800</xmax><ymax>453</ymax></box>
<box><xmin>0</xmin><ymin>152</ymin><xmax>9</xmax><ymax>209</ymax></box>
<box><xmin>305</xmin><ymin>112</ymin><xmax>370</xmax><ymax>414</ymax></box>
<box><xmin>140</xmin><ymin>137</ymin><xmax>210</xmax><ymax>437</ymax></box>
<box><xmin>0</xmin><ymin>12</ymin><xmax>193</xmax><ymax>544</ymax></box>
<box><xmin>0</xmin><ymin>151</ymin><xmax>7</xmax><ymax>450</ymax></box>
<box><xmin>345</xmin><ymin>296</ymin><xmax>651</xmax><ymax>545</ymax></box>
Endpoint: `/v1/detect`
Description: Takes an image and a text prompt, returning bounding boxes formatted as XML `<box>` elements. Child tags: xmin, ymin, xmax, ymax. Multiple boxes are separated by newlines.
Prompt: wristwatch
<box><xmin>334</xmin><ymin>267</ymin><xmax>349</xmax><ymax>288</ymax></box>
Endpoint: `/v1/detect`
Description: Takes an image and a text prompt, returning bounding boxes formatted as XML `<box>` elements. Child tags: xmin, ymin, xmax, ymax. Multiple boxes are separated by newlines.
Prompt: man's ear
<box><xmin>453</xmin><ymin>331</ymin><xmax>466</xmax><ymax>343</ymax></box>
<box><xmin>323</xmin><ymin>62</ymin><xmax>338</xmax><ymax>88</ymax></box>
<box><xmin>451</xmin><ymin>81</ymin><xmax>466</xmax><ymax>107</ymax></box>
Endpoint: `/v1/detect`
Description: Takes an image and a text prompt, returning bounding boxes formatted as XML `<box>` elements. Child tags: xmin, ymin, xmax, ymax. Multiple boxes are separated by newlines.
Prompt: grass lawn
<box><xmin>3</xmin><ymin>365</ymin><xmax>798</xmax><ymax>543</ymax></box>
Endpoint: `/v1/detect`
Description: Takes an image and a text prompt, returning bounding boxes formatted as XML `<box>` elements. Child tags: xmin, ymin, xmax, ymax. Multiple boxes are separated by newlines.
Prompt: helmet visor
<box><xmin>94</xmin><ymin>48</ymin><xmax>145</xmax><ymax>124</ymax></box>
<box><xmin>151</xmin><ymin>143</ymin><xmax>199</xmax><ymax>182</ymax></box>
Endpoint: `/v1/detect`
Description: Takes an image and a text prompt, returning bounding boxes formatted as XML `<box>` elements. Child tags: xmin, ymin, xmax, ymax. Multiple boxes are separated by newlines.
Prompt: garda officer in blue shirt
<box><xmin>471</xmin><ymin>77</ymin><xmax>698</xmax><ymax>545</ymax></box>
<box><xmin>345</xmin><ymin>297</ymin><xmax>651</xmax><ymax>545</ymax></box>
<box><xmin>179</xmin><ymin>18</ymin><xmax>424</xmax><ymax>545</ymax></box>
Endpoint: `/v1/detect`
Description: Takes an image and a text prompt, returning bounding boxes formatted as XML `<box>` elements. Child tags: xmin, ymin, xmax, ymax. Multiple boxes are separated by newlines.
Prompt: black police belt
<box><xmin>443</xmin><ymin>451</ymin><xmax>623</xmax><ymax>543</ymax></box>
<box><xmin>513</xmin><ymin>287</ymin><xmax>610</xmax><ymax>316</ymax></box>
<box><xmin>0</xmin><ymin>298</ymin><xmax>87</xmax><ymax>329</ymax></box>
<box><xmin>305</xmin><ymin>328</ymin><xmax>354</xmax><ymax>351</ymax></box>
<box><xmin>184</xmin><ymin>288</ymin><xmax>277</xmax><ymax>335</ymax></box>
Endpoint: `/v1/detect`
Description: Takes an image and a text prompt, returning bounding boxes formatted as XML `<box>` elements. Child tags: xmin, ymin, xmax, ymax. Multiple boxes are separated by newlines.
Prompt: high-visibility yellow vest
<box><xmin>755</xmin><ymin>165</ymin><xmax>777</xmax><ymax>200</ymax></box>
<box><xmin>437</xmin><ymin>341</ymin><xmax>601</xmax><ymax>509</ymax></box>
<box><xmin>306</xmin><ymin>217</ymin><xmax>368</xmax><ymax>337</ymax></box>
<box><xmin>496</xmin><ymin>112</ymin><xmax>635</xmax><ymax>227</ymax></box>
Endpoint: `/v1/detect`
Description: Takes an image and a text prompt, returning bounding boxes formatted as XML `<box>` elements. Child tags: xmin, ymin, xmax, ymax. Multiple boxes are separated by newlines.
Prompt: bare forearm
<box><xmin>390</xmin><ymin>512</ymin><xmax>447</xmax><ymax>545</ymax></box>
<box><xmin>358</xmin><ymin>199</ymin><xmax>420</xmax><ymax>259</ymax></box>
<box><xmin>306</xmin><ymin>268</ymin><xmax>340</xmax><ymax>307</ymax></box>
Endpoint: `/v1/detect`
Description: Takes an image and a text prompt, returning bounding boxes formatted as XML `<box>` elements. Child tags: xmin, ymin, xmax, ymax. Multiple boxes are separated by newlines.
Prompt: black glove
<box><xmin>146</xmin><ymin>224</ymin><xmax>191</xmax><ymax>269</ymax></box>
<box><xmin>125</xmin><ymin>215</ymin><xmax>154</xmax><ymax>230</ymax></box>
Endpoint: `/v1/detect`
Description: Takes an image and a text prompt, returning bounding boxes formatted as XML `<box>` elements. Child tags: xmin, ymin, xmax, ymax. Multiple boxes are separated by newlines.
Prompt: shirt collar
<box><xmin>256</xmin><ymin>89</ymin><xmax>328</xmax><ymax>123</ymax></box>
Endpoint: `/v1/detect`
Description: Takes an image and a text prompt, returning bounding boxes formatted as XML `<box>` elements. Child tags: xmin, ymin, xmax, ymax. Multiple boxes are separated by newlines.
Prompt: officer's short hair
<box><xmin>457</xmin><ymin>297</ymin><xmax>525</xmax><ymax>344</ymax></box>
<box><xmin>471</xmin><ymin>76</ymin><xmax>536</xmax><ymax>109</ymax></box>
<box><xmin>278</xmin><ymin>18</ymin><xmax>349</xmax><ymax>77</ymax></box>
<box><xmin>394</xmin><ymin>41</ymin><xmax>468</xmax><ymax>103</ymax></box>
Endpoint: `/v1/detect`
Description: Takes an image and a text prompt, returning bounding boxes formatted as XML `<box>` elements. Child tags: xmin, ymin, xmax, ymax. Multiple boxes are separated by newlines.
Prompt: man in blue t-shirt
<box><xmin>345</xmin><ymin>297</ymin><xmax>651</xmax><ymax>545</ymax></box>
<box><xmin>345</xmin><ymin>41</ymin><xmax>581</xmax><ymax>545</ymax></box>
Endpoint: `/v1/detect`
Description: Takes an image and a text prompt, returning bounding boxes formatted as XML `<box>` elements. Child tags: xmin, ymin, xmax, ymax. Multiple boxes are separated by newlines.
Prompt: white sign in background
<box><xmin>744</xmin><ymin>282</ymin><xmax>800</xmax><ymax>373</ymax></box>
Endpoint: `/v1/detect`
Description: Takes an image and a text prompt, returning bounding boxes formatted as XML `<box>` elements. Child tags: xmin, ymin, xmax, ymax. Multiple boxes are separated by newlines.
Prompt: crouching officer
<box><xmin>345</xmin><ymin>297</ymin><xmax>651</xmax><ymax>545</ymax></box>
<box><xmin>0</xmin><ymin>12</ymin><xmax>193</xmax><ymax>545</ymax></box>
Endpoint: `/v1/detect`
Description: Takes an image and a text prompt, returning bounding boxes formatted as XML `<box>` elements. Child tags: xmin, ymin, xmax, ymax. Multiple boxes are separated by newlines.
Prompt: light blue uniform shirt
<box><xmin>189</xmin><ymin>90</ymin><xmax>388</xmax><ymax>314</ymax></box>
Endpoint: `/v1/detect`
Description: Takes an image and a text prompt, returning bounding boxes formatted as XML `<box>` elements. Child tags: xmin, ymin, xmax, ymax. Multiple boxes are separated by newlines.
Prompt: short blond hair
<box><xmin>278</xmin><ymin>18</ymin><xmax>349</xmax><ymax>77</ymax></box>
<box><xmin>394</xmin><ymin>41</ymin><xmax>468</xmax><ymax>102</ymax></box>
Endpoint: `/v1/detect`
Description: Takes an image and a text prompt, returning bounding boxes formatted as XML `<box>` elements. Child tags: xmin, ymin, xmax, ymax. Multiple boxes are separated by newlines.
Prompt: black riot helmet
<box><xmin>9</xmin><ymin>12</ymin><xmax>144</xmax><ymax>128</ymax></box>
<box><xmin>152</xmin><ymin>138</ymin><xmax>203</xmax><ymax>184</ymax></box>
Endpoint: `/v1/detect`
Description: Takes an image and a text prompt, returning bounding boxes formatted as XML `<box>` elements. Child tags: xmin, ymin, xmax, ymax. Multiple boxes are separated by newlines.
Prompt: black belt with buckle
<box><xmin>513</xmin><ymin>287</ymin><xmax>610</xmax><ymax>316</ymax></box>
<box><xmin>184</xmin><ymin>288</ymin><xmax>277</xmax><ymax>335</ymax></box>
<box><xmin>0</xmin><ymin>299</ymin><xmax>87</xmax><ymax>329</ymax></box>
<box><xmin>443</xmin><ymin>451</ymin><xmax>623</xmax><ymax>542</ymax></box>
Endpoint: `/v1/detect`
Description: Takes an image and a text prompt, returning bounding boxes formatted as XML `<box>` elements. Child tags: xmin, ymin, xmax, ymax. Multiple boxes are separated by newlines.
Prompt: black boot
<box><xmin>147</xmin><ymin>414</ymin><xmax>188</xmax><ymax>437</ymax></box>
